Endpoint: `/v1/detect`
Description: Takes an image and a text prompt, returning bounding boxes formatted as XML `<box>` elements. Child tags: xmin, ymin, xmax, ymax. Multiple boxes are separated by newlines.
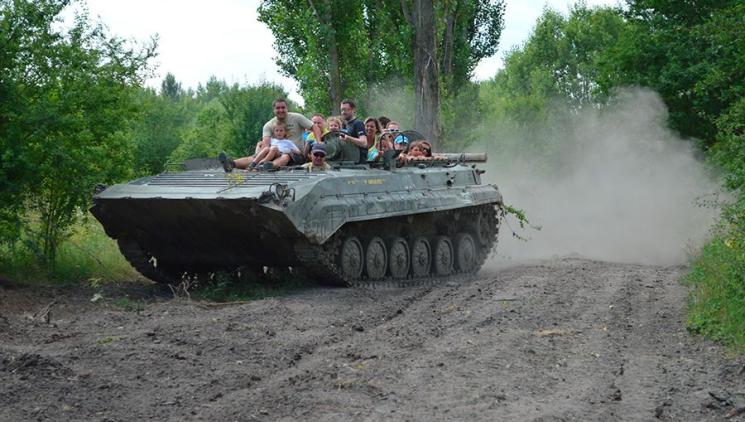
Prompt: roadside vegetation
<box><xmin>1</xmin><ymin>0</ymin><xmax>743</xmax><ymax>347</ymax></box>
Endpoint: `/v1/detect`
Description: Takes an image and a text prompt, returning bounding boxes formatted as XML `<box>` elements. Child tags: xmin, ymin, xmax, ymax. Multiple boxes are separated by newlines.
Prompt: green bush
<box><xmin>685</xmin><ymin>202</ymin><xmax>745</xmax><ymax>351</ymax></box>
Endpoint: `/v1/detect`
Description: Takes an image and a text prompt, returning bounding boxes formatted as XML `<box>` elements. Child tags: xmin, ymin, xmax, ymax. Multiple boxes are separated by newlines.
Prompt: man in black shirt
<box><xmin>339</xmin><ymin>99</ymin><xmax>368</xmax><ymax>163</ymax></box>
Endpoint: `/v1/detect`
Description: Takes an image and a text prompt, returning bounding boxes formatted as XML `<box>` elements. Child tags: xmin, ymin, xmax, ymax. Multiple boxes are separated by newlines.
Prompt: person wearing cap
<box><xmin>301</xmin><ymin>143</ymin><xmax>332</xmax><ymax>172</ymax></box>
<box><xmin>393</xmin><ymin>133</ymin><xmax>409</xmax><ymax>151</ymax></box>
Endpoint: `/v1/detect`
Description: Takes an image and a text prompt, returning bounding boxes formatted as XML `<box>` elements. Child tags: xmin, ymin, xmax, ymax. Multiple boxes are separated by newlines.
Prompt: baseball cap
<box><xmin>311</xmin><ymin>143</ymin><xmax>326</xmax><ymax>156</ymax></box>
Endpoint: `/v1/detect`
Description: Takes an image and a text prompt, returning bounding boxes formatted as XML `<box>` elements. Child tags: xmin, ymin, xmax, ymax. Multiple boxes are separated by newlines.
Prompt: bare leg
<box><xmin>233</xmin><ymin>156</ymin><xmax>254</xmax><ymax>169</ymax></box>
<box><xmin>220</xmin><ymin>142</ymin><xmax>266</xmax><ymax>170</ymax></box>
<box><xmin>259</xmin><ymin>146</ymin><xmax>280</xmax><ymax>163</ymax></box>
<box><xmin>272</xmin><ymin>154</ymin><xmax>292</xmax><ymax>167</ymax></box>
<box><xmin>252</xmin><ymin>146</ymin><xmax>273</xmax><ymax>164</ymax></box>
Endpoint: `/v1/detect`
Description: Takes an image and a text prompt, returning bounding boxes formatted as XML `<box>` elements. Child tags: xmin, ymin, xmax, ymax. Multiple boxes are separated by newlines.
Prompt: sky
<box><xmin>76</xmin><ymin>0</ymin><xmax>619</xmax><ymax>104</ymax></box>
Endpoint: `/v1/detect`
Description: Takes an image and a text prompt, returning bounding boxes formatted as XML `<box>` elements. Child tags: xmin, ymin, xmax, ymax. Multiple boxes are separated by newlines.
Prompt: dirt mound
<box><xmin>1</xmin><ymin>353</ymin><xmax>74</xmax><ymax>379</ymax></box>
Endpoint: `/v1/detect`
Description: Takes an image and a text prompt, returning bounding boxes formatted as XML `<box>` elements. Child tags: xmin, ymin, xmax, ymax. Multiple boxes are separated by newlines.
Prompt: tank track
<box><xmin>294</xmin><ymin>204</ymin><xmax>499</xmax><ymax>288</ymax></box>
<box><xmin>117</xmin><ymin>238</ymin><xmax>180</xmax><ymax>284</ymax></box>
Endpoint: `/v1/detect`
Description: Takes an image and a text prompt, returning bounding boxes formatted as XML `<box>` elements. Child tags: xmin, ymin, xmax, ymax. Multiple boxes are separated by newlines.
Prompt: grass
<box><xmin>0</xmin><ymin>214</ymin><xmax>139</xmax><ymax>285</ymax></box>
<box><xmin>684</xmin><ymin>235</ymin><xmax>745</xmax><ymax>352</ymax></box>
<box><xmin>192</xmin><ymin>270</ymin><xmax>316</xmax><ymax>302</ymax></box>
<box><xmin>0</xmin><ymin>212</ymin><xmax>316</xmax><ymax>304</ymax></box>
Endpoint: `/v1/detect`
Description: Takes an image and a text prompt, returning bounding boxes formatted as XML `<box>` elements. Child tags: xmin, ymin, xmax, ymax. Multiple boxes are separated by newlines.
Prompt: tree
<box><xmin>196</xmin><ymin>76</ymin><xmax>229</xmax><ymax>103</ymax></box>
<box><xmin>168</xmin><ymin>99</ymin><xmax>231</xmax><ymax>163</ymax></box>
<box><xmin>0</xmin><ymin>0</ymin><xmax>155</xmax><ymax>263</ymax></box>
<box><xmin>129</xmin><ymin>86</ymin><xmax>194</xmax><ymax>175</ymax></box>
<box><xmin>257</xmin><ymin>0</ymin><xmax>505</xmax><ymax>146</ymax></box>
<box><xmin>258</xmin><ymin>0</ymin><xmax>367</xmax><ymax>114</ymax></box>
<box><xmin>438</xmin><ymin>0</ymin><xmax>505</xmax><ymax>92</ymax></box>
<box><xmin>220</xmin><ymin>81</ymin><xmax>294</xmax><ymax>156</ymax></box>
<box><xmin>481</xmin><ymin>5</ymin><xmax>625</xmax><ymax>124</ymax></box>
<box><xmin>597</xmin><ymin>0</ymin><xmax>744</xmax><ymax>145</ymax></box>
<box><xmin>475</xmin><ymin>5</ymin><xmax>626</xmax><ymax>164</ymax></box>
<box><xmin>404</xmin><ymin>0</ymin><xmax>441</xmax><ymax>145</ymax></box>
<box><xmin>160</xmin><ymin>72</ymin><xmax>183</xmax><ymax>100</ymax></box>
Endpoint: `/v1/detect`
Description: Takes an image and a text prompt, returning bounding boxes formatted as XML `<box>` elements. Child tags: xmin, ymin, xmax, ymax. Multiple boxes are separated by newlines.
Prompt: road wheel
<box><xmin>338</xmin><ymin>236</ymin><xmax>364</xmax><ymax>279</ymax></box>
<box><xmin>410</xmin><ymin>237</ymin><xmax>431</xmax><ymax>277</ymax></box>
<box><xmin>387</xmin><ymin>237</ymin><xmax>410</xmax><ymax>279</ymax></box>
<box><xmin>474</xmin><ymin>207</ymin><xmax>498</xmax><ymax>246</ymax></box>
<box><xmin>432</xmin><ymin>236</ymin><xmax>454</xmax><ymax>276</ymax></box>
<box><xmin>454</xmin><ymin>233</ymin><xmax>478</xmax><ymax>273</ymax></box>
<box><xmin>365</xmin><ymin>237</ymin><xmax>388</xmax><ymax>280</ymax></box>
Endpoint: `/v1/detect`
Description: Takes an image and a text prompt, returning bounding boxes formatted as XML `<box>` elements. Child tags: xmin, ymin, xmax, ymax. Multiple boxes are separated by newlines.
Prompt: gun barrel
<box><xmin>437</xmin><ymin>153</ymin><xmax>487</xmax><ymax>163</ymax></box>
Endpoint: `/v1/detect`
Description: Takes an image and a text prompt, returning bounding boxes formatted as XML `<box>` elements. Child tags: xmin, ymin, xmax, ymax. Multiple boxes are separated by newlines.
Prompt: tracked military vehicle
<box><xmin>91</xmin><ymin>134</ymin><xmax>502</xmax><ymax>287</ymax></box>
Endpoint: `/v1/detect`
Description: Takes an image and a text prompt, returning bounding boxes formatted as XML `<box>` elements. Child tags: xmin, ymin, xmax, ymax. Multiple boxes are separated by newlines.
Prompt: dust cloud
<box><xmin>478</xmin><ymin>89</ymin><xmax>720</xmax><ymax>267</ymax></box>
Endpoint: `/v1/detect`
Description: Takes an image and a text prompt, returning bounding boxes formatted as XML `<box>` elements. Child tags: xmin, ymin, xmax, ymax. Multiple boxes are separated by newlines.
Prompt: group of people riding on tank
<box><xmin>217</xmin><ymin>98</ymin><xmax>435</xmax><ymax>173</ymax></box>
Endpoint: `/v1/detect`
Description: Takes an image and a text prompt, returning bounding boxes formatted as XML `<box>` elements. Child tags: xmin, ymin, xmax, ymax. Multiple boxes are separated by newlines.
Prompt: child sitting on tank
<box><xmin>249</xmin><ymin>122</ymin><xmax>303</xmax><ymax>169</ymax></box>
<box><xmin>407</xmin><ymin>140</ymin><xmax>432</xmax><ymax>158</ymax></box>
<box><xmin>398</xmin><ymin>140</ymin><xmax>439</xmax><ymax>163</ymax></box>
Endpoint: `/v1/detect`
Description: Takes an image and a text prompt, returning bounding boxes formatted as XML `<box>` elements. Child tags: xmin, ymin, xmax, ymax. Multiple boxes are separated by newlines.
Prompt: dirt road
<box><xmin>1</xmin><ymin>258</ymin><xmax>744</xmax><ymax>421</ymax></box>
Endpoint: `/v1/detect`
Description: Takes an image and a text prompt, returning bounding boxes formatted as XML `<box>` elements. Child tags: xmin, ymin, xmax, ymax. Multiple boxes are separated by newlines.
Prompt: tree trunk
<box><xmin>327</xmin><ymin>35</ymin><xmax>342</xmax><ymax>115</ymax></box>
<box><xmin>310</xmin><ymin>0</ymin><xmax>342</xmax><ymax>114</ymax></box>
<box><xmin>411</xmin><ymin>0</ymin><xmax>441</xmax><ymax>148</ymax></box>
<box><xmin>442</xmin><ymin>14</ymin><xmax>455</xmax><ymax>78</ymax></box>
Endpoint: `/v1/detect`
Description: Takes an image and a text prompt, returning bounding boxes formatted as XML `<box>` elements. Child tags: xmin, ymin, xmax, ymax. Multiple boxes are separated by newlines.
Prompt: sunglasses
<box><xmin>313</xmin><ymin>152</ymin><xmax>325</xmax><ymax>157</ymax></box>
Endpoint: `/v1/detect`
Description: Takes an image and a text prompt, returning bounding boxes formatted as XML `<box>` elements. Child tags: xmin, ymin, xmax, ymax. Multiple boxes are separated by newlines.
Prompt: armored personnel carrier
<box><xmin>91</xmin><ymin>137</ymin><xmax>503</xmax><ymax>287</ymax></box>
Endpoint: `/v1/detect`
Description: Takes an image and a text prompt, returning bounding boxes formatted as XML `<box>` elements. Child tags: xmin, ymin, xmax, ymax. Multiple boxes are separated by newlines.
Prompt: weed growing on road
<box><xmin>193</xmin><ymin>270</ymin><xmax>314</xmax><ymax>302</ymax></box>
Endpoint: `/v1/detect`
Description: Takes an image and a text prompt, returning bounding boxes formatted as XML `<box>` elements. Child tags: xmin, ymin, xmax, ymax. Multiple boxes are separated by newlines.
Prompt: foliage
<box><xmin>196</xmin><ymin>76</ymin><xmax>228</xmax><ymax>103</ymax></box>
<box><xmin>219</xmin><ymin>81</ymin><xmax>293</xmax><ymax>157</ymax></box>
<box><xmin>710</xmin><ymin>97</ymin><xmax>745</xmax><ymax>192</ymax></box>
<box><xmin>597</xmin><ymin>0</ymin><xmax>744</xmax><ymax>145</ymax></box>
<box><xmin>475</xmin><ymin>4</ymin><xmax>626</xmax><ymax>167</ymax></box>
<box><xmin>129</xmin><ymin>86</ymin><xmax>196</xmax><ymax>175</ymax></box>
<box><xmin>437</xmin><ymin>0</ymin><xmax>505</xmax><ymax>92</ymax></box>
<box><xmin>160</xmin><ymin>72</ymin><xmax>183</xmax><ymax>100</ymax></box>
<box><xmin>258</xmin><ymin>0</ymin><xmax>368</xmax><ymax>114</ymax></box>
<box><xmin>0</xmin><ymin>214</ymin><xmax>138</xmax><ymax>284</ymax></box>
<box><xmin>168</xmin><ymin>99</ymin><xmax>231</xmax><ymax>163</ymax></box>
<box><xmin>257</xmin><ymin>0</ymin><xmax>504</xmax><ymax>125</ymax></box>
<box><xmin>497</xmin><ymin>203</ymin><xmax>541</xmax><ymax>241</ymax></box>
<box><xmin>483</xmin><ymin>5</ymin><xmax>625</xmax><ymax>119</ymax></box>
<box><xmin>0</xmin><ymin>0</ymin><xmax>156</xmax><ymax>263</ymax></box>
<box><xmin>685</xmin><ymin>216</ymin><xmax>745</xmax><ymax>351</ymax></box>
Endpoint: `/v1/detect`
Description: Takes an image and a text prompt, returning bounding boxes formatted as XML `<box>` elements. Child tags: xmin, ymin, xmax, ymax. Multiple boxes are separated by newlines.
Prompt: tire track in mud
<box><xmin>0</xmin><ymin>258</ymin><xmax>743</xmax><ymax>421</ymax></box>
<box><xmin>201</xmin><ymin>286</ymin><xmax>440</xmax><ymax>421</ymax></box>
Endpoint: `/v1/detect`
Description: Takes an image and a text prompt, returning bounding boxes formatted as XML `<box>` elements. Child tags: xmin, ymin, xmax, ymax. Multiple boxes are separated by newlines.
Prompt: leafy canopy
<box><xmin>0</xmin><ymin>0</ymin><xmax>155</xmax><ymax>262</ymax></box>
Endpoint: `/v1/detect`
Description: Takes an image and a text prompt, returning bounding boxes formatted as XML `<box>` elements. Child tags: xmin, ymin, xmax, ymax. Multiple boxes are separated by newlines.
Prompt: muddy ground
<box><xmin>1</xmin><ymin>258</ymin><xmax>744</xmax><ymax>421</ymax></box>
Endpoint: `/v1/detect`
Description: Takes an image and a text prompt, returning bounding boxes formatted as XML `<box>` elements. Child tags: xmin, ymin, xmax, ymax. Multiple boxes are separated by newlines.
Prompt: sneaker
<box><xmin>248</xmin><ymin>161</ymin><xmax>258</xmax><ymax>169</ymax></box>
<box><xmin>218</xmin><ymin>151</ymin><xmax>234</xmax><ymax>173</ymax></box>
<box><xmin>259</xmin><ymin>162</ymin><xmax>274</xmax><ymax>171</ymax></box>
